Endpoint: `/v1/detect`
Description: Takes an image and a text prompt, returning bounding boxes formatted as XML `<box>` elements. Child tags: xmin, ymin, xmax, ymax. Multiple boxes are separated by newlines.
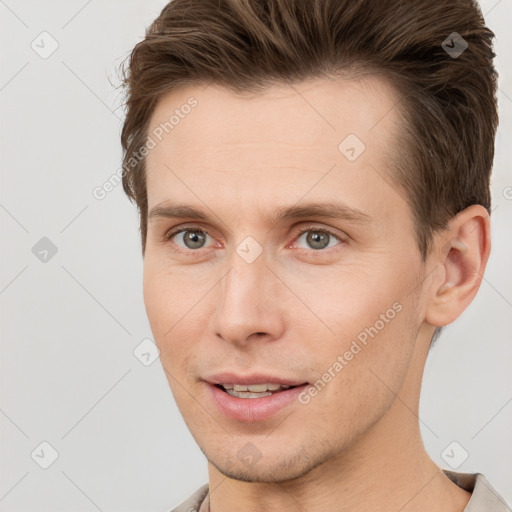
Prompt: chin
<box><xmin>203</xmin><ymin>439</ymin><xmax>333</xmax><ymax>484</ymax></box>
<box><xmin>213</xmin><ymin>461</ymin><xmax>315</xmax><ymax>483</ymax></box>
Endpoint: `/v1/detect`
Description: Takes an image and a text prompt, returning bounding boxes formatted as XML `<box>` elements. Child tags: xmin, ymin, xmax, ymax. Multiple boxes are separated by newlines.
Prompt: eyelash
<box><xmin>162</xmin><ymin>223</ymin><xmax>345</xmax><ymax>256</ymax></box>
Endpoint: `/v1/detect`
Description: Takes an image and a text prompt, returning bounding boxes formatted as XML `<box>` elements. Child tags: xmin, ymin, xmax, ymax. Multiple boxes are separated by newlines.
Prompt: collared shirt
<box><xmin>170</xmin><ymin>470</ymin><xmax>511</xmax><ymax>511</ymax></box>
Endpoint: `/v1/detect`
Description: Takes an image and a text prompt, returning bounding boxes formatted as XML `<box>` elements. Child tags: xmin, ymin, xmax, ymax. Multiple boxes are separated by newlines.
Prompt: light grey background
<box><xmin>0</xmin><ymin>1</ymin><xmax>510</xmax><ymax>510</ymax></box>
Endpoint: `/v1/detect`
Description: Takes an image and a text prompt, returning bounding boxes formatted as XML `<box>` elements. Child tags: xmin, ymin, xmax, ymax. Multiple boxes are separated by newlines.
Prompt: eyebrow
<box><xmin>148</xmin><ymin>201</ymin><xmax>372</xmax><ymax>226</ymax></box>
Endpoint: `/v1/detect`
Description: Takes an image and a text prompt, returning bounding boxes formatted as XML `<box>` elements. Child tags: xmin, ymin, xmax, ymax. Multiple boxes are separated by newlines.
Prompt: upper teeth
<box><xmin>223</xmin><ymin>383</ymin><xmax>291</xmax><ymax>392</ymax></box>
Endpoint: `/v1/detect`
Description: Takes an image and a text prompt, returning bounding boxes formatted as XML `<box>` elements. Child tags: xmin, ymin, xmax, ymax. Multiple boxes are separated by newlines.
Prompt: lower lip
<box><xmin>207</xmin><ymin>383</ymin><xmax>309</xmax><ymax>422</ymax></box>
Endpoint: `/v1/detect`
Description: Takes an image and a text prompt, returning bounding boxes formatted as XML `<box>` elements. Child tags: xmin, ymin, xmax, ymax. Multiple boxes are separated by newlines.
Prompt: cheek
<box><xmin>143</xmin><ymin>268</ymin><xmax>199</xmax><ymax>414</ymax></box>
<box><xmin>143</xmin><ymin>260</ymin><xmax>214</xmax><ymax>379</ymax></box>
<box><xmin>143</xmin><ymin>264</ymin><xmax>186</xmax><ymax>362</ymax></box>
<box><xmin>142</xmin><ymin>265</ymin><xmax>168</xmax><ymax>340</ymax></box>
<box><xmin>301</xmin><ymin>300</ymin><xmax>418</xmax><ymax>446</ymax></box>
<box><xmin>286</xmin><ymin>260</ymin><xmax>409</xmax><ymax>341</ymax></box>
<box><xmin>296</xmin><ymin>260</ymin><xmax>420</xmax><ymax>398</ymax></box>
<box><xmin>143</xmin><ymin>256</ymin><xmax>195</xmax><ymax>332</ymax></box>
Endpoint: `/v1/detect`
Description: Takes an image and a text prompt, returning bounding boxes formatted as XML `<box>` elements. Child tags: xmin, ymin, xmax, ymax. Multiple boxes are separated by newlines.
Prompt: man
<box><xmin>119</xmin><ymin>0</ymin><xmax>510</xmax><ymax>510</ymax></box>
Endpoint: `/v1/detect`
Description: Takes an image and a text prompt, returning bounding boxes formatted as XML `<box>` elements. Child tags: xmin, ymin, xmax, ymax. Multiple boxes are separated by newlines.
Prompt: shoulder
<box><xmin>169</xmin><ymin>483</ymin><xmax>209</xmax><ymax>512</ymax></box>
<box><xmin>443</xmin><ymin>470</ymin><xmax>511</xmax><ymax>512</ymax></box>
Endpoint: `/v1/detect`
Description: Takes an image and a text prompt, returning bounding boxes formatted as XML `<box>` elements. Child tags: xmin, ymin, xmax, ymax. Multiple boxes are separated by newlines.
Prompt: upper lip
<box><xmin>204</xmin><ymin>372</ymin><xmax>308</xmax><ymax>386</ymax></box>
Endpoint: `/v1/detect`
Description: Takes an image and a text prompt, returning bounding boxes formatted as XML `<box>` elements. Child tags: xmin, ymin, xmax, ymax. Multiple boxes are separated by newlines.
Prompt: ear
<box><xmin>425</xmin><ymin>204</ymin><xmax>491</xmax><ymax>327</ymax></box>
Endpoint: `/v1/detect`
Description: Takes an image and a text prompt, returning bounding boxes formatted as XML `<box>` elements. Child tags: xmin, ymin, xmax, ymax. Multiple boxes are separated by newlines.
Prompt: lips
<box><xmin>204</xmin><ymin>373</ymin><xmax>310</xmax><ymax>422</ymax></box>
<box><xmin>205</xmin><ymin>372</ymin><xmax>307</xmax><ymax>387</ymax></box>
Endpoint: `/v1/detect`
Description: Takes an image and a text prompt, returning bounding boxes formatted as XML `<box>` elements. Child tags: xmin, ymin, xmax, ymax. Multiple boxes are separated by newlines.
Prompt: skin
<box><xmin>142</xmin><ymin>76</ymin><xmax>490</xmax><ymax>511</ymax></box>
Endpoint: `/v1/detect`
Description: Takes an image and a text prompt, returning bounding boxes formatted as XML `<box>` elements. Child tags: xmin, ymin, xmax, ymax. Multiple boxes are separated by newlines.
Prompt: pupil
<box><xmin>307</xmin><ymin>231</ymin><xmax>329</xmax><ymax>249</ymax></box>
<box><xmin>185</xmin><ymin>231</ymin><xmax>206</xmax><ymax>249</ymax></box>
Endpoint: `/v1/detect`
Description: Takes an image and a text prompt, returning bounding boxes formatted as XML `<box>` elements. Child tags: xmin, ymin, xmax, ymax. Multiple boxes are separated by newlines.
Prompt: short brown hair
<box><xmin>119</xmin><ymin>0</ymin><xmax>498</xmax><ymax>259</ymax></box>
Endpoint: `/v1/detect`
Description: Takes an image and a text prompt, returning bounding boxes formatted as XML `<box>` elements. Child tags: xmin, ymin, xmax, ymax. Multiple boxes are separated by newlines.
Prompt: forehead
<box><xmin>144</xmin><ymin>76</ymin><xmax>406</xmax><ymax>229</ymax></box>
<box><xmin>146</xmin><ymin>75</ymin><xmax>400</xmax><ymax>166</ymax></box>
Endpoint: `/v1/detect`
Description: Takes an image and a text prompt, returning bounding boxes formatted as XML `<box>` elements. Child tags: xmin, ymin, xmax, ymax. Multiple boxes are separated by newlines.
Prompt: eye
<box><xmin>294</xmin><ymin>226</ymin><xmax>343</xmax><ymax>251</ymax></box>
<box><xmin>164</xmin><ymin>227</ymin><xmax>214</xmax><ymax>251</ymax></box>
<box><xmin>162</xmin><ymin>224</ymin><xmax>345</xmax><ymax>255</ymax></box>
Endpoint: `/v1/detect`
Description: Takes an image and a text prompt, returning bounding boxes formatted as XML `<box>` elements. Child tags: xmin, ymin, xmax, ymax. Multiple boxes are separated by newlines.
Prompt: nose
<box><xmin>209</xmin><ymin>250</ymin><xmax>286</xmax><ymax>348</ymax></box>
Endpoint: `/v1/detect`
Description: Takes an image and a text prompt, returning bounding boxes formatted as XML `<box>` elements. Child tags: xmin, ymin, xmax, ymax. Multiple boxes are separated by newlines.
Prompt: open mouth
<box><xmin>208</xmin><ymin>380</ymin><xmax>310</xmax><ymax>421</ymax></box>
<box><xmin>214</xmin><ymin>383</ymin><xmax>300</xmax><ymax>398</ymax></box>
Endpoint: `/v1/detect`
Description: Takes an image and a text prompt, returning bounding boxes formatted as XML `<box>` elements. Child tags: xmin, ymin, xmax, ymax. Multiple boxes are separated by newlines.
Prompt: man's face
<box><xmin>143</xmin><ymin>77</ymin><xmax>429</xmax><ymax>482</ymax></box>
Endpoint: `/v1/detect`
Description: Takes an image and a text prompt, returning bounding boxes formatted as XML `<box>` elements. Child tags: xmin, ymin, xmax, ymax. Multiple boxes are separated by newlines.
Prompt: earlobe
<box><xmin>425</xmin><ymin>205</ymin><xmax>491</xmax><ymax>327</ymax></box>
